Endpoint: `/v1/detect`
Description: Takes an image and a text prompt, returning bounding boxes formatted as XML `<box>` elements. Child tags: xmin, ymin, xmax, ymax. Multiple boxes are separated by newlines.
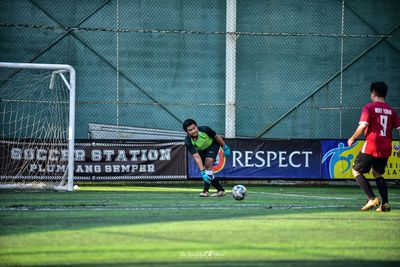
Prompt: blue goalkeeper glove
<box><xmin>222</xmin><ymin>144</ymin><xmax>231</xmax><ymax>157</ymax></box>
<box><xmin>200</xmin><ymin>170</ymin><xmax>212</xmax><ymax>184</ymax></box>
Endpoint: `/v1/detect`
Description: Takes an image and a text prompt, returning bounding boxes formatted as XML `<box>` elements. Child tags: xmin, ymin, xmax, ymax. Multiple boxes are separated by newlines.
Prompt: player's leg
<box><xmin>200</xmin><ymin>183</ymin><xmax>211</xmax><ymax>197</ymax></box>
<box><xmin>204</xmin><ymin>157</ymin><xmax>225</xmax><ymax>196</ymax></box>
<box><xmin>372</xmin><ymin>158</ymin><xmax>391</xmax><ymax>212</ymax></box>
<box><xmin>352</xmin><ymin>152</ymin><xmax>379</xmax><ymax>210</ymax></box>
<box><xmin>204</xmin><ymin>142</ymin><xmax>225</xmax><ymax>197</ymax></box>
<box><xmin>199</xmin><ymin>151</ymin><xmax>210</xmax><ymax>197</ymax></box>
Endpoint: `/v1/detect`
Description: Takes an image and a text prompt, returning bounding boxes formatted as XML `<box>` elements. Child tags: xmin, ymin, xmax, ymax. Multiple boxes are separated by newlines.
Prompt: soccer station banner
<box><xmin>0</xmin><ymin>140</ymin><xmax>187</xmax><ymax>181</ymax></box>
<box><xmin>321</xmin><ymin>140</ymin><xmax>400</xmax><ymax>179</ymax></box>
<box><xmin>188</xmin><ymin>139</ymin><xmax>321</xmax><ymax>179</ymax></box>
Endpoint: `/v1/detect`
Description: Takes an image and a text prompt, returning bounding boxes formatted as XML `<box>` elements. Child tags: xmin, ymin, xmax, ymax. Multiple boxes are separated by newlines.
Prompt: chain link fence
<box><xmin>1</xmin><ymin>0</ymin><xmax>399</xmax><ymax>139</ymax></box>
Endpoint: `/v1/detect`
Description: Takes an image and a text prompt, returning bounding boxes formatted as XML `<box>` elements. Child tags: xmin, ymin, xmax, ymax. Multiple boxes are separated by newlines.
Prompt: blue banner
<box><xmin>188</xmin><ymin>139</ymin><xmax>321</xmax><ymax>179</ymax></box>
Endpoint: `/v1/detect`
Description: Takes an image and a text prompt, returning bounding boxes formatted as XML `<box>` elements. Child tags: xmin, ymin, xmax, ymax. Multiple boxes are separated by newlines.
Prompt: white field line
<box><xmin>59</xmin><ymin>193</ymin><xmax>400</xmax><ymax>201</ymax></box>
<box><xmin>0</xmin><ymin>194</ymin><xmax>352</xmax><ymax>201</ymax></box>
<box><xmin>249</xmin><ymin>191</ymin><xmax>353</xmax><ymax>200</ymax></box>
<box><xmin>0</xmin><ymin>204</ymin><xmax>362</xmax><ymax>211</ymax></box>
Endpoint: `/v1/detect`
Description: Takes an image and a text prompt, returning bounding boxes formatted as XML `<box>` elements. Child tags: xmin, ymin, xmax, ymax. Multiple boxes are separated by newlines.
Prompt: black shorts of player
<box><xmin>353</xmin><ymin>152</ymin><xmax>388</xmax><ymax>175</ymax></box>
<box><xmin>198</xmin><ymin>140</ymin><xmax>220</xmax><ymax>163</ymax></box>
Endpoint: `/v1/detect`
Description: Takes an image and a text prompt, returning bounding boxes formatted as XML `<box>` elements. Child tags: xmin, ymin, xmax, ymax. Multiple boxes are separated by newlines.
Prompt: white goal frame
<box><xmin>0</xmin><ymin>62</ymin><xmax>76</xmax><ymax>191</ymax></box>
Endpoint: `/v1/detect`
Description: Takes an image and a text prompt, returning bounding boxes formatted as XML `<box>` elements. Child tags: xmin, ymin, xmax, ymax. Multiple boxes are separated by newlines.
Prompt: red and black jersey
<box><xmin>359</xmin><ymin>101</ymin><xmax>400</xmax><ymax>158</ymax></box>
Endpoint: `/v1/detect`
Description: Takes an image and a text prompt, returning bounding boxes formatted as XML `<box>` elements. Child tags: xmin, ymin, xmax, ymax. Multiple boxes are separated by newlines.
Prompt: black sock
<box><xmin>211</xmin><ymin>178</ymin><xmax>224</xmax><ymax>192</ymax></box>
<box><xmin>203</xmin><ymin>183</ymin><xmax>210</xmax><ymax>193</ymax></box>
<box><xmin>355</xmin><ymin>174</ymin><xmax>375</xmax><ymax>199</ymax></box>
<box><xmin>375</xmin><ymin>177</ymin><xmax>388</xmax><ymax>204</ymax></box>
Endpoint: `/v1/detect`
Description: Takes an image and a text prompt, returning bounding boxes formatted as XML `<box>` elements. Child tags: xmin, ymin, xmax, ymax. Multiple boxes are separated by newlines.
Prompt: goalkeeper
<box><xmin>183</xmin><ymin>119</ymin><xmax>231</xmax><ymax>197</ymax></box>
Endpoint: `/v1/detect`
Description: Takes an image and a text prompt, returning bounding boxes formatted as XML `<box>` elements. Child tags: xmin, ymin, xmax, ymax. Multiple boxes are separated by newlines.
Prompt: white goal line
<box><xmin>249</xmin><ymin>191</ymin><xmax>353</xmax><ymax>200</ymax></box>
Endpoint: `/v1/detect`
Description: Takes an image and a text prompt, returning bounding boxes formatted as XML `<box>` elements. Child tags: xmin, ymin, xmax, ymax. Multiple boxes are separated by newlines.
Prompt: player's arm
<box><xmin>202</xmin><ymin>126</ymin><xmax>231</xmax><ymax>157</ymax></box>
<box><xmin>349</xmin><ymin>106</ymin><xmax>369</xmax><ymax>147</ymax></box>
<box><xmin>214</xmin><ymin>134</ymin><xmax>226</xmax><ymax>147</ymax></box>
<box><xmin>348</xmin><ymin>122</ymin><xmax>368</xmax><ymax>147</ymax></box>
<box><xmin>214</xmin><ymin>134</ymin><xmax>231</xmax><ymax>157</ymax></box>
<box><xmin>184</xmin><ymin>136</ymin><xmax>209</xmax><ymax>182</ymax></box>
<box><xmin>191</xmin><ymin>152</ymin><xmax>211</xmax><ymax>184</ymax></box>
<box><xmin>185</xmin><ymin>137</ymin><xmax>200</xmax><ymax>165</ymax></box>
<box><xmin>192</xmin><ymin>152</ymin><xmax>205</xmax><ymax>171</ymax></box>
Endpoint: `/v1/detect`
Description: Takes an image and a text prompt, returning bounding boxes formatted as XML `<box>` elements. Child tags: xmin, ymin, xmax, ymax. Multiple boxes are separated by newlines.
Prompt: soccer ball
<box><xmin>232</xmin><ymin>185</ymin><xmax>247</xmax><ymax>201</ymax></box>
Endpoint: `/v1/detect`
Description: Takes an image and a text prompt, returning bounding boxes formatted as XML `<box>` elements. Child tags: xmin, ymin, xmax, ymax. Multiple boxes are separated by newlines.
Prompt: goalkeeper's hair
<box><xmin>183</xmin><ymin>119</ymin><xmax>197</xmax><ymax>132</ymax></box>
<box><xmin>370</xmin><ymin>82</ymin><xmax>388</xmax><ymax>98</ymax></box>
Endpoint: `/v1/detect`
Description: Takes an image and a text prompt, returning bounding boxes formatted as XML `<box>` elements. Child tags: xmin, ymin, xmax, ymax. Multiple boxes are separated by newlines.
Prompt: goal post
<box><xmin>0</xmin><ymin>62</ymin><xmax>76</xmax><ymax>191</ymax></box>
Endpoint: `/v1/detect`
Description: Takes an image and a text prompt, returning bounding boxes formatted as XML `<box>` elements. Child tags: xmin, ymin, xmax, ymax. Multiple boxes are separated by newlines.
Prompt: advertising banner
<box><xmin>0</xmin><ymin>140</ymin><xmax>187</xmax><ymax>181</ymax></box>
<box><xmin>321</xmin><ymin>140</ymin><xmax>400</xmax><ymax>179</ymax></box>
<box><xmin>2</xmin><ymin>138</ymin><xmax>397</xmax><ymax>181</ymax></box>
<box><xmin>188</xmin><ymin>139</ymin><xmax>321</xmax><ymax>179</ymax></box>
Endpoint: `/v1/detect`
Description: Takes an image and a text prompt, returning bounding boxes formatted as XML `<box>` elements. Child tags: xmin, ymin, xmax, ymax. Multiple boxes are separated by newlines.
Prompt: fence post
<box><xmin>225</xmin><ymin>0</ymin><xmax>236</xmax><ymax>138</ymax></box>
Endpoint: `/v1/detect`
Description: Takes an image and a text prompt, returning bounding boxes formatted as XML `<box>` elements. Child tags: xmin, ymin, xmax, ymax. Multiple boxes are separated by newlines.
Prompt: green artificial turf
<box><xmin>0</xmin><ymin>185</ymin><xmax>399</xmax><ymax>266</ymax></box>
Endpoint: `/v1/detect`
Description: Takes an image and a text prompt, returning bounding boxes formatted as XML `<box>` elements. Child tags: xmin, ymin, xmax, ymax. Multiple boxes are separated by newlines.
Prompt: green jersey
<box><xmin>184</xmin><ymin>126</ymin><xmax>216</xmax><ymax>154</ymax></box>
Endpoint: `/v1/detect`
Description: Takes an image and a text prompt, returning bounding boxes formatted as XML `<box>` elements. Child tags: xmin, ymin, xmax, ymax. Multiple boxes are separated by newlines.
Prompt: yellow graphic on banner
<box><xmin>333</xmin><ymin>141</ymin><xmax>400</xmax><ymax>179</ymax></box>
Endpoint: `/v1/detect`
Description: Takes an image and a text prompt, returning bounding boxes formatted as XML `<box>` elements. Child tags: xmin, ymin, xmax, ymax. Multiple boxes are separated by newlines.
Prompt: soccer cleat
<box><xmin>360</xmin><ymin>197</ymin><xmax>380</xmax><ymax>211</ymax></box>
<box><xmin>376</xmin><ymin>203</ymin><xmax>391</xmax><ymax>212</ymax></box>
<box><xmin>211</xmin><ymin>191</ymin><xmax>226</xmax><ymax>197</ymax></box>
<box><xmin>199</xmin><ymin>192</ymin><xmax>209</xmax><ymax>197</ymax></box>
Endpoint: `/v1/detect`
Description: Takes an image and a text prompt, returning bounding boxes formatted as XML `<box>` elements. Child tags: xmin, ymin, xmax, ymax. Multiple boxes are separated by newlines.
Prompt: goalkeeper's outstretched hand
<box><xmin>222</xmin><ymin>144</ymin><xmax>231</xmax><ymax>157</ymax></box>
<box><xmin>200</xmin><ymin>170</ymin><xmax>212</xmax><ymax>184</ymax></box>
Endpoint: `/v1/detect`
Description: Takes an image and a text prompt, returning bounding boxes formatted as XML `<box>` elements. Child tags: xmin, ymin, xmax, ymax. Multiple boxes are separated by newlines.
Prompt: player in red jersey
<box><xmin>348</xmin><ymin>82</ymin><xmax>400</xmax><ymax>212</ymax></box>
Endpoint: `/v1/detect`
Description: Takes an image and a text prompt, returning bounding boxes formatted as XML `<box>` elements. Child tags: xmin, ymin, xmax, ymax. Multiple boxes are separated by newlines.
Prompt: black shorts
<box><xmin>198</xmin><ymin>140</ymin><xmax>220</xmax><ymax>163</ymax></box>
<box><xmin>353</xmin><ymin>152</ymin><xmax>388</xmax><ymax>175</ymax></box>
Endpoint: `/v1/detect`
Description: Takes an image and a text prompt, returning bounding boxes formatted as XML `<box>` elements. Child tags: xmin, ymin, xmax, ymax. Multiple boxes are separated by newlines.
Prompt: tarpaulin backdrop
<box><xmin>188</xmin><ymin>139</ymin><xmax>321</xmax><ymax>179</ymax></box>
<box><xmin>2</xmin><ymin>139</ymin><xmax>398</xmax><ymax>181</ymax></box>
<box><xmin>0</xmin><ymin>140</ymin><xmax>186</xmax><ymax>181</ymax></box>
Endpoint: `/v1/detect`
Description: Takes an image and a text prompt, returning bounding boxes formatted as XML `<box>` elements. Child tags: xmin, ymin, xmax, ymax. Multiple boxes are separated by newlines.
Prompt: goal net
<box><xmin>0</xmin><ymin>62</ymin><xmax>75</xmax><ymax>191</ymax></box>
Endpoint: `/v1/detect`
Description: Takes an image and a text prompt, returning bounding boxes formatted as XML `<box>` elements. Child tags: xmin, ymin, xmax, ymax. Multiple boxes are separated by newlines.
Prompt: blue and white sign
<box><xmin>188</xmin><ymin>139</ymin><xmax>321</xmax><ymax>179</ymax></box>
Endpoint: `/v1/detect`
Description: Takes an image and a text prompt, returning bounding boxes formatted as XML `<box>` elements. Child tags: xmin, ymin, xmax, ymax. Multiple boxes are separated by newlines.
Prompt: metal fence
<box><xmin>1</xmin><ymin>0</ymin><xmax>399</xmax><ymax>139</ymax></box>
